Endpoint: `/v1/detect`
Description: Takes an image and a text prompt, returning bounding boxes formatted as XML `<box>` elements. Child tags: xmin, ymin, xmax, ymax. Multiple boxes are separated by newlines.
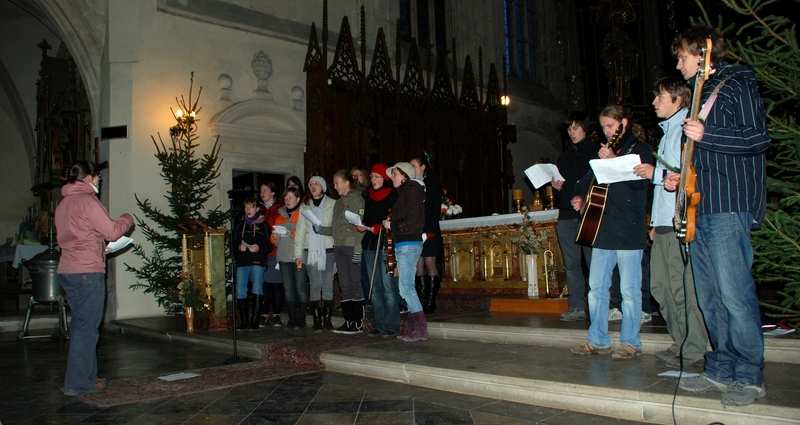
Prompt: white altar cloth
<box><xmin>439</xmin><ymin>210</ymin><xmax>559</xmax><ymax>231</ymax></box>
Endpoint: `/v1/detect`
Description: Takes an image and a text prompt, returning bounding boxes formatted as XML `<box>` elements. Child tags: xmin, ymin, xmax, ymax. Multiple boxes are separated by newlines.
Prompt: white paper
<box><xmin>657</xmin><ymin>371</ymin><xmax>700</xmax><ymax>379</ymax></box>
<box><xmin>301</xmin><ymin>208</ymin><xmax>322</xmax><ymax>226</ymax></box>
<box><xmin>524</xmin><ymin>164</ymin><xmax>565</xmax><ymax>189</ymax></box>
<box><xmin>158</xmin><ymin>372</ymin><xmax>200</xmax><ymax>382</ymax></box>
<box><xmin>344</xmin><ymin>210</ymin><xmax>362</xmax><ymax>227</ymax></box>
<box><xmin>106</xmin><ymin>236</ymin><xmax>133</xmax><ymax>254</ymax></box>
<box><xmin>589</xmin><ymin>154</ymin><xmax>644</xmax><ymax>184</ymax></box>
<box><xmin>272</xmin><ymin>225</ymin><xmax>288</xmax><ymax>236</ymax></box>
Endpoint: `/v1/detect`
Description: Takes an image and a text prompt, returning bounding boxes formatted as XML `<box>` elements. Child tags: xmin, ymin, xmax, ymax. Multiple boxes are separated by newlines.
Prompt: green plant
<box><xmin>126</xmin><ymin>73</ymin><xmax>228</xmax><ymax>311</ymax></box>
<box><xmin>695</xmin><ymin>0</ymin><xmax>800</xmax><ymax>326</ymax></box>
<box><xmin>177</xmin><ymin>275</ymin><xmax>207</xmax><ymax>311</ymax></box>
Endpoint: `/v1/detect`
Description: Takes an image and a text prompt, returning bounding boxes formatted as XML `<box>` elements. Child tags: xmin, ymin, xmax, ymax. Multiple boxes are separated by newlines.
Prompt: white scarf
<box><xmin>306</xmin><ymin>198</ymin><xmax>328</xmax><ymax>271</ymax></box>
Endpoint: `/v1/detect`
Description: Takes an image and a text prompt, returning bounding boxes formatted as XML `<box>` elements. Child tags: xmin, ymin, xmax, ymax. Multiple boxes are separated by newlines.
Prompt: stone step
<box><xmin>321</xmin><ymin>338</ymin><xmax>800</xmax><ymax>425</ymax></box>
<box><xmin>427</xmin><ymin>318</ymin><xmax>800</xmax><ymax>364</ymax></box>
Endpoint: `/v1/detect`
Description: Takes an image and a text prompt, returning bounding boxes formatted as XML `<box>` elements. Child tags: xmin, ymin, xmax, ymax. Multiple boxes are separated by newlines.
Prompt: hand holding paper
<box><xmin>524</xmin><ymin>164</ymin><xmax>565</xmax><ymax>189</ymax></box>
<box><xmin>589</xmin><ymin>154</ymin><xmax>645</xmax><ymax>184</ymax></box>
<box><xmin>344</xmin><ymin>210</ymin><xmax>362</xmax><ymax>227</ymax></box>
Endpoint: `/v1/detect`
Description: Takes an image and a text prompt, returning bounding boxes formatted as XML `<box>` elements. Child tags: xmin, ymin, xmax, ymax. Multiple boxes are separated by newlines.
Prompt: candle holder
<box><xmin>512</xmin><ymin>189</ymin><xmax>524</xmax><ymax>213</ymax></box>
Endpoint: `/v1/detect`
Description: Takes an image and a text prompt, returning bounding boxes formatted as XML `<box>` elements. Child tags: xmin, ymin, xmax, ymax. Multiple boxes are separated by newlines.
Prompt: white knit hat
<box><xmin>386</xmin><ymin>162</ymin><xmax>416</xmax><ymax>181</ymax></box>
<box><xmin>308</xmin><ymin>175</ymin><xmax>327</xmax><ymax>192</ymax></box>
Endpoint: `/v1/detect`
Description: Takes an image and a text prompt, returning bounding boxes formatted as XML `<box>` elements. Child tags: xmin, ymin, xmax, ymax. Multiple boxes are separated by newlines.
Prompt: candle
<box><xmin>512</xmin><ymin>189</ymin><xmax>524</xmax><ymax>201</ymax></box>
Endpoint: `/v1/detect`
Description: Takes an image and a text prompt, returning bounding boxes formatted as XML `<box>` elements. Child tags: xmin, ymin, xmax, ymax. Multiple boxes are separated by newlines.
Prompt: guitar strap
<box><xmin>698</xmin><ymin>75</ymin><xmax>732</xmax><ymax>122</ymax></box>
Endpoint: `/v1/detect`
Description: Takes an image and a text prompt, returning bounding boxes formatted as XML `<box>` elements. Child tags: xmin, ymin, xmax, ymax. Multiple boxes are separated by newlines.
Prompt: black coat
<box><xmin>422</xmin><ymin>173</ymin><xmax>442</xmax><ymax>234</ymax></box>
<box><xmin>361</xmin><ymin>188</ymin><xmax>397</xmax><ymax>250</ymax></box>
<box><xmin>233</xmin><ymin>216</ymin><xmax>271</xmax><ymax>266</ymax></box>
<box><xmin>391</xmin><ymin>180</ymin><xmax>426</xmax><ymax>243</ymax></box>
<box><xmin>575</xmin><ymin>132</ymin><xmax>654</xmax><ymax>250</ymax></box>
<box><xmin>556</xmin><ymin>136</ymin><xmax>600</xmax><ymax>220</ymax></box>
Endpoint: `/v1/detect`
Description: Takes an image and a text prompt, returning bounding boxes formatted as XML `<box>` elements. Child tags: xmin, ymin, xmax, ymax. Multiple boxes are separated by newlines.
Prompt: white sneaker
<box><xmin>608</xmin><ymin>308</ymin><xmax>622</xmax><ymax>321</ymax></box>
<box><xmin>640</xmin><ymin>311</ymin><xmax>652</xmax><ymax>323</ymax></box>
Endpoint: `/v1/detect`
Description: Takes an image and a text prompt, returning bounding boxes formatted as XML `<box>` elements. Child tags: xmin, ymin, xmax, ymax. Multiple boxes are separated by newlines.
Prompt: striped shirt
<box><xmin>693</xmin><ymin>62</ymin><xmax>770</xmax><ymax>225</ymax></box>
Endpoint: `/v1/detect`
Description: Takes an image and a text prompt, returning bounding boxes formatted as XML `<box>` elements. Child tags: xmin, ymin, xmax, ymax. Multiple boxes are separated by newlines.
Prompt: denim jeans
<box><xmin>587</xmin><ymin>248</ymin><xmax>643</xmax><ymax>349</ymax></box>
<box><xmin>236</xmin><ymin>265</ymin><xmax>264</xmax><ymax>299</ymax></box>
<box><xmin>395</xmin><ymin>242</ymin><xmax>423</xmax><ymax>314</ymax></box>
<box><xmin>364</xmin><ymin>249</ymin><xmax>400</xmax><ymax>333</ymax></box>
<box><xmin>556</xmin><ymin>218</ymin><xmax>592</xmax><ymax>311</ymax></box>
<box><xmin>280</xmin><ymin>262</ymin><xmax>308</xmax><ymax>304</ymax></box>
<box><xmin>59</xmin><ymin>273</ymin><xmax>105</xmax><ymax>395</ymax></box>
<box><xmin>691</xmin><ymin>212</ymin><xmax>763</xmax><ymax>385</ymax></box>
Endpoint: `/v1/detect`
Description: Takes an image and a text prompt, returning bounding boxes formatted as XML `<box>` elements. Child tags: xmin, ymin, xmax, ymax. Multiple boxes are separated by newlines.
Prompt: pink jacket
<box><xmin>55</xmin><ymin>181</ymin><xmax>133</xmax><ymax>274</ymax></box>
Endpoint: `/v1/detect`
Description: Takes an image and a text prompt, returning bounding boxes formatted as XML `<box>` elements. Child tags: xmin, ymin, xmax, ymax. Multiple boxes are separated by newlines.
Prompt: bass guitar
<box><xmin>575</xmin><ymin>124</ymin><xmax>624</xmax><ymax>246</ymax></box>
<box><xmin>674</xmin><ymin>37</ymin><xmax>712</xmax><ymax>244</ymax></box>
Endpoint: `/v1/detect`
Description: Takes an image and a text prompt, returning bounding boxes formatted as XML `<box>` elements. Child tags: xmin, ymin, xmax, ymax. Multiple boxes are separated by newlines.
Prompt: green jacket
<box><xmin>318</xmin><ymin>190</ymin><xmax>364</xmax><ymax>254</ymax></box>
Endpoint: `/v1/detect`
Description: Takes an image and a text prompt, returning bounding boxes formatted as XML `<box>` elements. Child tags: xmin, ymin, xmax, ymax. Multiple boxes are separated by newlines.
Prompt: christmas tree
<box><xmin>126</xmin><ymin>73</ymin><xmax>228</xmax><ymax>311</ymax></box>
<box><xmin>695</xmin><ymin>0</ymin><xmax>799</xmax><ymax>325</ymax></box>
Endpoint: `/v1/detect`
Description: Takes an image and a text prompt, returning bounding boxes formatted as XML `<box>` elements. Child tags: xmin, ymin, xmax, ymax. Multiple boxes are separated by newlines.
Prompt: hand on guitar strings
<box><xmin>683</xmin><ymin>118</ymin><xmax>705</xmax><ymax>141</ymax></box>
<box><xmin>664</xmin><ymin>172</ymin><xmax>680</xmax><ymax>192</ymax></box>
<box><xmin>570</xmin><ymin>195</ymin><xmax>583</xmax><ymax>212</ymax></box>
<box><xmin>598</xmin><ymin>144</ymin><xmax>617</xmax><ymax>159</ymax></box>
<box><xmin>633</xmin><ymin>163</ymin><xmax>655</xmax><ymax>180</ymax></box>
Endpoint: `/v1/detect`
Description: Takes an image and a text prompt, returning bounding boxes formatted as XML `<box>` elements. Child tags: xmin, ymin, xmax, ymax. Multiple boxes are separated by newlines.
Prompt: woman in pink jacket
<box><xmin>55</xmin><ymin>161</ymin><xmax>133</xmax><ymax>396</ymax></box>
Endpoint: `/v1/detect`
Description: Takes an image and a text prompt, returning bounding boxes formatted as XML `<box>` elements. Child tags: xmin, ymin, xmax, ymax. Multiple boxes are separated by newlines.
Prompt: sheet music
<box><xmin>524</xmin><ymin>164</ymin><xmax>565</xmax><ymax>189</ymax></box>
<box><xmin>589</xmin><ymin>154</ymin><xmax>645</xmax><ymax>184</ymax></box>
<box><xmin>344</xmin><ymin>210</ymin><xmax>362</xmax><ymax>226</ymax></box>
<box><xmin>301</xmin><ymin>208</ymin><xmax>322</xmax><ymax>226</ymax></box>
<box><xmin>272</xmin><ymin>225</ymin><xmax>288</xmax><ymax>236</ymax></box>
<box><xmin>106</xmin><ymin>236</ymin><xmax>133</xmax><ymax>254</ymax></box>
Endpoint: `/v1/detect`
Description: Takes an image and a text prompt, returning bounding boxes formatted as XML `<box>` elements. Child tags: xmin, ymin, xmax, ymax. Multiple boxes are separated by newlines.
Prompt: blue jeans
<box><xmin>691</xmin><ymin>212</ymin><xmax>763</xmax><ymax>385</ymax></box>
<box><xmin>236</xmin><ymin>265</ymin><xmax>264</xmax><ymax>299</ymax></box>
<box><xmin>364</xmin><ymin>249</ymin><xmax>400</xmax><ymax>333</ymax></box>
<box><xmin>587</xmin><ymin>248</ymin><xmax>643</xmax><ymax>349</ymax></box>
<box><xmin>280</xmin><ymin>262</ymin><xmax>308</xmax><ymax>304</ymax></box>
<box><xmin>395</xmin><ymin>242</ymin><xmax>423</xmax><ymax>314</ymax></box>
<box><xmin>59</xmin><ymin>273</ymin><xmax>105</xmax><ymax>395</ymax></box>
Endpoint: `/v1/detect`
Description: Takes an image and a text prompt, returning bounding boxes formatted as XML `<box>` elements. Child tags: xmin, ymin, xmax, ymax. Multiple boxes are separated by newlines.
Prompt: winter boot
<box><xmin>285</xmin><ymin>303</ymin><xmax>297</xmax><ymax>329</ymax></box>
<box><xmin>414</xmin><ymin>276</ymin><xmax>423</xmax><ymax>301</ymax></box>
<box><xmin>271</xmin><ymin>283</ymin><xmax>284</xmax><ymax>327</ymax></box>
<box><xmin>322</xmin><ymin>301</ymin><xmax>334</xmax><ymax>330</ymax></box>
<box><xmin>428</xmin><ymin>276</ymin><xmax>441</xmax><ymax>314</ymax></box>
<box><xmin>400</xmin><ymin>311</ymin><xmax>428</xmax><ymax>342</ymax></box>
<box><xmin>295</xmin><ymin>303</ymin><xmax>306</xmax><ymax>328</ymax></box>
<box><xmin>312</xmin><ymin>301</ymin><xmax>323</xmax><ymax>332</ymax></box>
<box><xmin>421</xmin><ymin>276</ymin><xmax>432</xmax><ymax>313</ymax></box>
<box><xmin>236</xmin><ymin>299</ymin><xmax>248</xmax><ymax>330</ymax></box>
<box><xmin>250</xmin><ymin>295</ymin><xmax>262</xmax><ymax>329</ymax></box>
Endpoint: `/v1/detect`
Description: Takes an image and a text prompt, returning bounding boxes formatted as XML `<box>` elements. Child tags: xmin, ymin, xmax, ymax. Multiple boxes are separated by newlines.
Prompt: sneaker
<box><xmin>332</xmin><ymin>321</ymin><xmax>360</xmax><ymax>335</ymax></box>
<box><xmin>655</xmin><ymin>349</ymin><xmax>677</xmax><ymax>363</ymax></box>
<box><xmin>570</xmin><ymin>342</ymin><xmax>612</xmax><ymax>356</ymax></box>
<box><xmin>612</xmin><ymin>343</ymin><xmax>641</xmax><ymax>360</ymax></box>
<box><xmin>721</xmin><ymin>382</ymin><xmax>766</xmax><ymax>406</ymax></box>
<box><xmin>269</xmin><ymin>315</ymin><xmax>283</xmax><ymax>327</ymax></box>
<box><xmin>679</xmin><ymin>374</ymin><xmax>728</xmax><ymax>393</ymax></box>
<box><xmin>640</xmin><ymin>311</ymin><xmax>652</xmax><ymax>323</ymax></box>
<box><xmin>560</xmin><ymin>309</ymin><xmax>586</xmax><ymax>322</ymax></box>
<box><xmin>608</xmin><ymin>308</ymin><xmax>623</xmax><ymax>321</ymax></box>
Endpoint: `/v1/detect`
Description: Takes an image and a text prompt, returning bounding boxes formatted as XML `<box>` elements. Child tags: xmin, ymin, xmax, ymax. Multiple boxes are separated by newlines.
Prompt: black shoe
<box><xmin>428</xmin><ymin>276</ymin><xmax>441</xmax><ymax>314</ymax></box>
<box><xmin>333</xmin><ymin>321</ymin><xmax>360</xmax><ymax>335</ymax></box>
<box><xmin>250</xmin><ymin>296</ymin><xmax>262</xmax><ymax>329</ymax></box>
<box><xmin>269</xmin><ymin>315</ymin><xmax>283</xmax><ymax>327</ymax></box>
<box><xmin>295</xmin><ymin>303</ymin><xmax>306</xmax><ymax>328</ymax></box>
<box><xmin>312</xmin><ymin>302</ymin><xmax>323</xmax><ymax>332</ymax></box>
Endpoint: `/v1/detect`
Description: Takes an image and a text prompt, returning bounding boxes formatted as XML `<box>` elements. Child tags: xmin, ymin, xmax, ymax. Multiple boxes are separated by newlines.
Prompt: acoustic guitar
<box><xmin>674</xmin><ymin>37</ymin><xmax>712</xmax><ymax>244</ymax></box>
<box><xmin>575</xmin><ymin>123</ymin><xmax>624</xmax><ymax>246</ymax></box>
<box><xmin>385</xmin><ymin>208</ymin><xmax>397</xmax><ymax>276</ymax></box>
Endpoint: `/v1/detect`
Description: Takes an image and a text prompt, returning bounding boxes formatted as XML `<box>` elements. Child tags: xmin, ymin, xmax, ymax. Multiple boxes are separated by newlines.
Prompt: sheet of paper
<box><xmin>657</xmin><ymin>371</ymin><xmax>699</xmax><ymax>379</ymax></box>
<box><xmin>272</xmin><ymin>225</ymin><xmax>288</xmax><ymax>236</ymax></box>
<box><xmin>158</xmin><ymin>372</ymin><xmax>200</xmax><ymax>382</ymax></box>
<box><xmin>589</xmin><ymin>154</ymin><xmax>644</xmax><ymax>184</ymax></box>
<box><xmin>106</xmin><ymin>236</ymin><xmax>133</xmax><ymax>254</ymax></box>
<box><xmin>524</xmin><ymin>164</ymin><xmax>565</xmax><ymax>189</ymax></box>
<box><xmin>344</xmin><ymin>210</ymin><xmax>362</xmax><ymax>226</ymax></box>
<box><xmin>301</xmin><ymin>209</ymin><xmax>322</xmax><ymax>226</ymax></box>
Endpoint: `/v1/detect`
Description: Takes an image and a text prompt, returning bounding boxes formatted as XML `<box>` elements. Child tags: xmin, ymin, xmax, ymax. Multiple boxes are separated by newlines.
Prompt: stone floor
<box><xmin>0</xmin><ymin>332</ymin><xmax>643</xmax><ymax>425</ymax></box>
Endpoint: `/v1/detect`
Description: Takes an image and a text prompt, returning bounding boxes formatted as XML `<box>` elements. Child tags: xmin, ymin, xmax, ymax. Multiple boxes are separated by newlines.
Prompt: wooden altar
<box><xmin>439</xmin><ymin>210</ymin><xmax>568</xmax><ymax>313</ymax></box>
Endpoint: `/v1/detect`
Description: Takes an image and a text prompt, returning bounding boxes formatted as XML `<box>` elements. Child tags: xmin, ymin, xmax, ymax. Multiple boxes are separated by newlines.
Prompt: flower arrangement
<box><xmin>440</xmin><ymin>188</ymin><xmax>463</xmax><ymax>219</ymax></box>
<box><xmin>516</xmin><ymin>206</ymin><xmax>549</xmax><ymax>255</ymax></box>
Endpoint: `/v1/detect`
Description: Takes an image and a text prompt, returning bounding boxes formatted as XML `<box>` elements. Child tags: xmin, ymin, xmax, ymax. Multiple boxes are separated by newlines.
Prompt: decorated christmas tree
<box><xmin>126</xmin><ymin>73</ymin><xmax>228</xmax><ymax>311</ymax></box>
<box><xmin>695</xmin><ymin>0</ymin><xmax>799</xmax><ymax>326</ymax></box>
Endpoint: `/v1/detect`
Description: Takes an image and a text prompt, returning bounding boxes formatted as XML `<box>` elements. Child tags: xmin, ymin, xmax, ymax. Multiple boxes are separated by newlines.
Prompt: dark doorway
<box><xmin>231</xmin><ymin>170</ymin><xmax>285</xmax><ymax>210</ymax></box>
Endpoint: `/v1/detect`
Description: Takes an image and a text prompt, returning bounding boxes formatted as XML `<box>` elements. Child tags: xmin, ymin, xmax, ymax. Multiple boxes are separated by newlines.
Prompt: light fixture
<box><xmin>175</xmin><ymin>108</ymin><xmax>184</xmax><ymax>118</ymax></box>
<box><xmin>500</xmin><ymin>95</ymin><xmax>511</xmax><ymax>106</ymax></box>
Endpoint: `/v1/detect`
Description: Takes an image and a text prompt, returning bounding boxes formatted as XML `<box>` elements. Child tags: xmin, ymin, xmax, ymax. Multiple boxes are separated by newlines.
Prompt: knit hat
<box><xmin>369</xmin><ymin>163</ymin><xmax>389</xmax><ymax>181</ymax></box>
<box><xmin>386</xmin><ymin>162</ymin><xmax>415</xmax><ymax>181</ymax></box>
<box><xmin>308</xmin><ymin>175</ymin><xmax>327</xmax><ymax>192</ymax></box>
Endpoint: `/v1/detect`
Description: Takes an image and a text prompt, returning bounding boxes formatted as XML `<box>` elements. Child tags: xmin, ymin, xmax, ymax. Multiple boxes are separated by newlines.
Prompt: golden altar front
<box><xmin>440</xmin><ymin>210</ymin><xmax>564</xmax><ymax>300</ymax></box>
<box><xmin>180</xmin><ymin>224</ymin><xmax>227</xmax><ymax>330</ymax></box>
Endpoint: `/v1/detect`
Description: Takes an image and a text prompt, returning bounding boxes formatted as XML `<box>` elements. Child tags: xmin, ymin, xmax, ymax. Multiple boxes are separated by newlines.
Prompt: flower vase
<box><xmin>526</xmin><ymin>254</ymin><xmax>538</xmax><ymax>299</ymax></box>
<box><xmin>184</xmin><ymin>307</ymin><xmax>195</xmax><ymax>334</ymax></box>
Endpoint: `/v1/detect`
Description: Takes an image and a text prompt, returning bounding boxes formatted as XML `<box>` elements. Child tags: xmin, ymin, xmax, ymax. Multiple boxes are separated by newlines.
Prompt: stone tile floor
<box><xmin>0</xmin><ymin>332</ymin><xmax>643</xmax><ymax>424</ymax></box>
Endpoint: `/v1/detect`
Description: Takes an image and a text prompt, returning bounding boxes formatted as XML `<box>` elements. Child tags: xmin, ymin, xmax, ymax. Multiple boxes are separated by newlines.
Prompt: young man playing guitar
<box><xmin>633</xmin><ymin>76</ymin><xmax>708</xmax><ymax>368</ymax></box>
<box><xmin>664</xmin><ymin>26</ymin><xmax>770</xmax><ymax>406</ymax></box>
<box><xmin>569</xmin><ymin>105</ymin><xmax>655</xmax><ymax>360</ymax></box>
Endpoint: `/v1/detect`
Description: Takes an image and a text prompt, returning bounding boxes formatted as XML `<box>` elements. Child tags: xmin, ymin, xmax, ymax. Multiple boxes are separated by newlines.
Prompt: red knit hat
<box><xmin>370</xmin><ymin>163</ymin><xmax>389</xmax><ymax>180</ymax></box>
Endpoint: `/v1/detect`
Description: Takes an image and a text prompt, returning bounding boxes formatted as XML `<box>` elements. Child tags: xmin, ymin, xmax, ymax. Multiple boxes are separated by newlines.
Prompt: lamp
<box><xmin>500</xmin><ymin>95</ymin><xmax>510</xmax><ymax>106</ymax></box>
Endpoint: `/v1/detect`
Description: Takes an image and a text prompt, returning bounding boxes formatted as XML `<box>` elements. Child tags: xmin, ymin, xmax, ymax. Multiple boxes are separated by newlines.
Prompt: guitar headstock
<box><xmin>607</xmin><ymin>122</ymin><xmax>625</xmax><ymax>152</ymax></box>
<box><xmin>698</xmin><ymin>37</ymin><xmax>713</xmax><ymax>82</ymax></box>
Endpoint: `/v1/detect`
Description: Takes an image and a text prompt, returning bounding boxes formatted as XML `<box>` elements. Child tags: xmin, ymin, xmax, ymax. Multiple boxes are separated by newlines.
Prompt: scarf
<box><xmin>306</xmin><ymin>197</ymin><xmax>329</xmax><ymax>271</ymax></box>
<box><xmin>368</xmin><ymin>186</ymin><xmax>393</xmax><ymax>202</ymax></box>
